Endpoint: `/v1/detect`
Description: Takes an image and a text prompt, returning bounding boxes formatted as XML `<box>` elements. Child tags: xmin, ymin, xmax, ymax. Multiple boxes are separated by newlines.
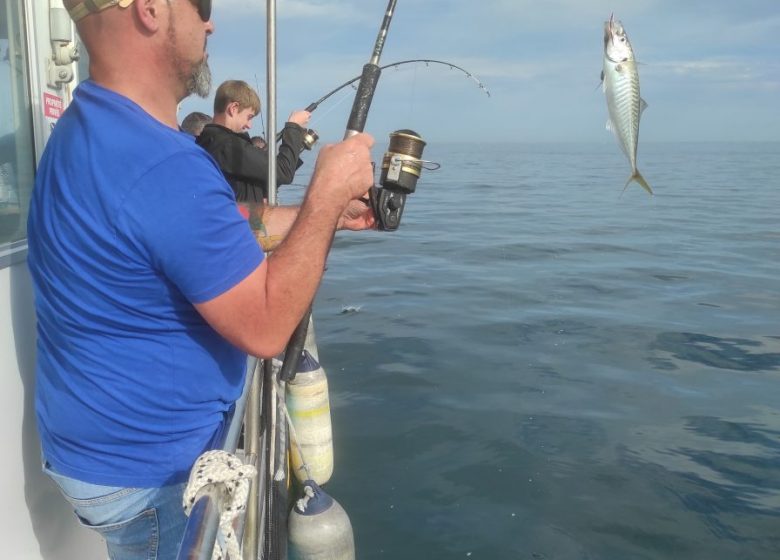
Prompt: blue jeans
<box><xmin>43</xmin><ymin>462</ymin><xmax>188</xmax><ymax>560</ymax></box>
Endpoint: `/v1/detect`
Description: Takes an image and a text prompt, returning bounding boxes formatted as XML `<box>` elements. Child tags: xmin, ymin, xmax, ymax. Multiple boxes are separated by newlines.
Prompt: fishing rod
<box><xmin>275</xmin><ymin>59</ymin><xmax>490</xmax><ymax>145</ymax></box>
<box><xmin>264</xmin><ymin>4</ymin><xmax>439</xmax><ymax>559</ymax></box>
<box><xmin>279</xmin><ymin>0</ymin><xmax>440</xmax><ymax>388</ymax></box>
<box><xmin>278</xmin><ymin>0</ymin><xmax>401</xmax><ymax>382</ymax></box>
<box><xmin>263</xmin><ymin>3</ymin><xmax>405</xmax><ymax>557</ymax></box>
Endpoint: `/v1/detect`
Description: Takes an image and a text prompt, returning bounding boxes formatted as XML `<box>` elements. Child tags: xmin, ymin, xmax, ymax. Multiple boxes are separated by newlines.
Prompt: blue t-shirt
<box><xmin>28</xmin><ymin>80</ymin><xmax>264</xmax><ymax>487</ymax></box>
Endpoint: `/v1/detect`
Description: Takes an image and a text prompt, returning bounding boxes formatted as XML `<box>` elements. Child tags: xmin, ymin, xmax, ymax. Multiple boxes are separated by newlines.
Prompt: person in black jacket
<box><xmin>197</xmin><ymin>80</ymin><xmax>310</xmax><ymax>202</ymax></box>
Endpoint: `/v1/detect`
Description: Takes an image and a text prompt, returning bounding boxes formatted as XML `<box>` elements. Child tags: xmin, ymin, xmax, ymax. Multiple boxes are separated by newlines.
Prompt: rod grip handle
<box><xmin>345</xmin><ymin>63</ymin><xmax>381</xmax><ymax>135</ymax></box>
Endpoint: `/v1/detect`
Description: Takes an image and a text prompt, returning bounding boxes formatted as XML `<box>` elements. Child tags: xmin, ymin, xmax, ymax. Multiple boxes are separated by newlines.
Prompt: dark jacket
<box><xmin>197</xmin><ymin>122</ymin><xmax>305</xmax><ymax>202</ymax></box>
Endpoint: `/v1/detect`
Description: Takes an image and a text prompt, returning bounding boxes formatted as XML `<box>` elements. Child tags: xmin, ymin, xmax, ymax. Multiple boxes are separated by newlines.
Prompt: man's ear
<box><xmin>133</xmin><ymin>0</ymin><xmax>163</xmax><ymax>32</ymax></box>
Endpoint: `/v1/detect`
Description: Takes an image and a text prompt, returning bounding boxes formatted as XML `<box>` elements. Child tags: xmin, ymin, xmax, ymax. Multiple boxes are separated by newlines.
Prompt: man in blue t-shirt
<box><xmin>28</xmin><ymin>1</ymin><xmax>376</xmax><ymax>558</ymax></box>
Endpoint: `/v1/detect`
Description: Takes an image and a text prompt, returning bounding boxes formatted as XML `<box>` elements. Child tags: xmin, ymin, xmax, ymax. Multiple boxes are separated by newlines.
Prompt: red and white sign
<box><xmin>43</xmin><ymin>92</ymin><xmax>64</xmax><ymax>119</ymax></box>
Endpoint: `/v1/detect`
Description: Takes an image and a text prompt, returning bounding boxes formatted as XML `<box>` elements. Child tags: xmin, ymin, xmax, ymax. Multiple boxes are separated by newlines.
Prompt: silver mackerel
<box><xmin>602</xmin><ymin>14</ymin><xmax>652</xmax><ymax>195</ymax></box>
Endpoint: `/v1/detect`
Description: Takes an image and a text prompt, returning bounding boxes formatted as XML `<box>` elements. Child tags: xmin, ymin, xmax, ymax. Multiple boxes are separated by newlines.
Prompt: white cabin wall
<box><xmin>1</xmin><ymin>262</ymin><xmax>103</xmax><ymax>559</ymax></box>
<box><xmin>0</xmin><ymin>1</ymin><xmax>103</xmax><ymax>557</ymax></box>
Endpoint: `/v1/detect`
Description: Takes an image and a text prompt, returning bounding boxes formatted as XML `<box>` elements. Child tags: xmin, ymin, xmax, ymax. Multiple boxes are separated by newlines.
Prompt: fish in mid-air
<box><xmin>602</xmin><ymin>14</ymin><xmax>652</xmax><ymax>195</ymax></box>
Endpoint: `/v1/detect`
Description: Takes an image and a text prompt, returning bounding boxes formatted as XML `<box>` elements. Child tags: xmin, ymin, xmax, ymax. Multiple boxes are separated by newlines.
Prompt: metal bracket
<box><xmin>46</xmin><ymin>56</ymin><xmax>74</xmax><ymax>89</ymax></box>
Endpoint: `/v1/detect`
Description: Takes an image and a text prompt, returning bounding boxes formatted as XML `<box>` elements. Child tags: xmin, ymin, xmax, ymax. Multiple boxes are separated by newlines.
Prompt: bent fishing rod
<box><xmin>275</xmin><ymin>59</ymin><xmax>490</xmax><ymax>146</ymax></box>
<box><xmin>305</xmin><ymin>58</ymin><xmax>490</xmax><ymax>113</ymax></box>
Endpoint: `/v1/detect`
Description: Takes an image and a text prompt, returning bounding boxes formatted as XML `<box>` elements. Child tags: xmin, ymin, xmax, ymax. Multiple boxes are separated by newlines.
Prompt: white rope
<box><xmin>183</xmin><ymin>450</ymin><xmax>257</xmax><ymax>560</ymax></box>
<box><xmin>295</xmin><ymin>483</ymin><xmax>316</xmax><ymax>513</ymax></box>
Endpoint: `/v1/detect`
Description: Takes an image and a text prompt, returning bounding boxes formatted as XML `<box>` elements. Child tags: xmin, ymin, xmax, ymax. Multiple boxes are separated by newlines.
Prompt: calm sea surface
<box><xmin>285</xmin><ymin>142</ymin><xmax>780</xmax><ymax>559</ymax></box>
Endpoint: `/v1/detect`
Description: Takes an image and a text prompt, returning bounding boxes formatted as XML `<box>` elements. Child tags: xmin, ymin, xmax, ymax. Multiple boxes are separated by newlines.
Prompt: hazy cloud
<box><xmin>643</xmin><ymin>56</ymin><xmax>780</xmax><ymax>91</ymax></box>
<box><xmin>181</xmin><ymin>0</ymin><xmax>780</xmax><ymax>142</ymax></box>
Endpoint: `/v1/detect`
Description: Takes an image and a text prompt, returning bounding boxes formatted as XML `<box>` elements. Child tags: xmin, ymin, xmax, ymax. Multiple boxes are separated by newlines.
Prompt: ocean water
<box><xmin>288</xmin><ymin>142</ymin><xmax>780</xmax><ymax>559</ymax></box>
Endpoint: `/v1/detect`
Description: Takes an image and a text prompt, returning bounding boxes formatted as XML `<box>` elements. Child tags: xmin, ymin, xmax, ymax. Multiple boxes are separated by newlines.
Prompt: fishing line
<box><xmin>407</xmin><ymin>59</ymin><xmax>419</xmax><ymax>123</ymax></box>
<box><xmin>307</xmin><ymin>87</ymin><xmax>358</xmax><ymax>129</ymax></box>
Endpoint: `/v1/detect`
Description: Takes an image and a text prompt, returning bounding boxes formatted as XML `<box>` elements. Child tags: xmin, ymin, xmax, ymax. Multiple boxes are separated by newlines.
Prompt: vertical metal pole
<box><xmin>241</xmin><ymin>360</ymin><xmax>262</xmax><ymax>560</ymax></box>
<box><xmin>242</xmin><ymin>3</ymin><xmax>278</xmax><ymax>556</ymax></box>
<box><xmin>242</xmin><ymin>5</ymin><xmax>278</xmax><ymax>558</ymax></box>
<box><xmin>266</xmin><ymin>0</ymin><xmax>278</xmax><ymax>207</ymax></box>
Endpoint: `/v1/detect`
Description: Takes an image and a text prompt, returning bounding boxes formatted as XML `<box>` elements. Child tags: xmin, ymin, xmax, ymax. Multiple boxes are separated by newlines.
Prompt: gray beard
<box><xmin>166</xmin><ymin>8</ymin><xmax>211</xmax><ymax>99</ymax></box>
<box><xmin>186</xmin><ymin>59</ymin><xmax>211</xmax><ymax>98</ymax></box>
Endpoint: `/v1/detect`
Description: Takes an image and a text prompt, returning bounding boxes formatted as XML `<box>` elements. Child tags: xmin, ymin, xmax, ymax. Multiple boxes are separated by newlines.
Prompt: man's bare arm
<box><xmin>240</xmin><ymin>202</ymin><xmax>299</xmax><ymax>251</ymax></box>
<box><xmin>240</xmin><ymin>189</ymin><xmax>375</xmax><ymax>251</ymax></box>
<box><xmin>195</xmin><ymin>134</ymin><xmax>375</xmax><ymax>358</ymax></box>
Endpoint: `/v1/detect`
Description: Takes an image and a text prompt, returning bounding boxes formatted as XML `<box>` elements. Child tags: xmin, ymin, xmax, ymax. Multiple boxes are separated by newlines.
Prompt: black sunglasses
<box><xmin>191</xmin><ymin>0</ymin><xmax>212</xmax><ymax>22</ymax></box>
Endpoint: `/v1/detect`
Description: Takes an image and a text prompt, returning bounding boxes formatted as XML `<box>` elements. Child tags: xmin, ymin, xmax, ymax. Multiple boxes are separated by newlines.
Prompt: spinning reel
<box><xmin>368</xmin><ymin>129</ymin><xmax>439</xmax><ymax>231</ymax></box>
<box><xmin>302</xmin><ymin>129</ymin><xmax>319</xmax><ymax>150</ymax></box>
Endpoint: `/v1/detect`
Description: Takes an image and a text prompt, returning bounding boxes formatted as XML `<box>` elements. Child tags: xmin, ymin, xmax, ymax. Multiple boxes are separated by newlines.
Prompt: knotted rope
<box><xmin>183</xmin><ymin>450</ymin><xmax>257</xmax><ymax>560</ymax></box>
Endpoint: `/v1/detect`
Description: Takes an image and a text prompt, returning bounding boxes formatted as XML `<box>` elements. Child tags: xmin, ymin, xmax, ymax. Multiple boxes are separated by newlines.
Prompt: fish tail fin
<box><xmin>623</xmin><ymin>169</ymin><xmax>653</xmax><ymax>195</ymax></box>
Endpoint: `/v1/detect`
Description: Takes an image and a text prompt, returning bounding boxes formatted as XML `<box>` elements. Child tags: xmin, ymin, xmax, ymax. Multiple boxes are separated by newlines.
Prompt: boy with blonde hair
<box><xmin>198</xmin><ymin>79</ymin><xmax>310</xmax><ymax>201</ymax></box>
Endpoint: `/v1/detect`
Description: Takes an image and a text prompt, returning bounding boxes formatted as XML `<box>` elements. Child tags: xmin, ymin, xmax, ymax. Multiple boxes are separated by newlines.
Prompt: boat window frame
<box><xmin>0</xmin><ymin>0</ymin><xmax>36</xmax><ymax>269</ymax></box>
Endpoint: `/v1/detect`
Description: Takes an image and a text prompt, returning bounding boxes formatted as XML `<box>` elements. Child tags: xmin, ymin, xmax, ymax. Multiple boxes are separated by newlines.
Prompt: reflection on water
<box><xmin>652</xmin><ymin>332</ymin><xmax>780</xmax><ymax>372</ymax></box>
<box><xmin>626</xmin><ymin>412</ymin><xmax>780</xmax><ymax>513</ymax></box>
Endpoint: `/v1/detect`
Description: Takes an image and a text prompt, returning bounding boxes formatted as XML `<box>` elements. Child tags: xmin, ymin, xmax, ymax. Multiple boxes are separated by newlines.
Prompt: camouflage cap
<box><xmin>67</xmin><ymin>0</ymin><xmax>135</xmax><ymax>22</ymax></box>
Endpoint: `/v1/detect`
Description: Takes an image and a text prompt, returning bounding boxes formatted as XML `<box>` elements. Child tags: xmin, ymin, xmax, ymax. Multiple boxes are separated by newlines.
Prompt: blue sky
<box><xmin>178</xmin><ymin>0</ymin><xmax>780</xmax><ymax>144</ymax></box>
